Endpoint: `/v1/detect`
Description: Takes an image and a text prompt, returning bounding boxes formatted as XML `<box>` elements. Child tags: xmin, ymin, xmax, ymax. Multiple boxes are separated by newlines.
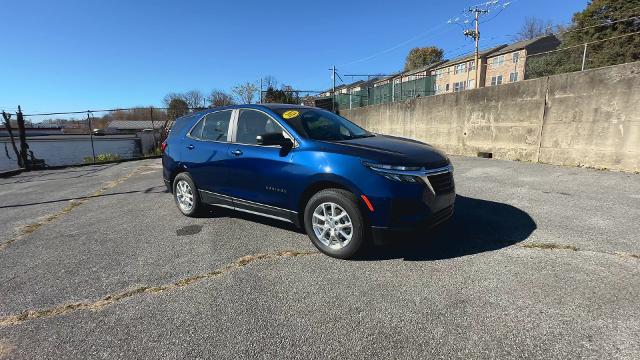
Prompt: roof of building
<box><xmin>435</xmin><ymin>44</ymin><xmax>508</xmax><ymax>68</ymax></box>
<box><xmin>106</xmin><ymin>120</ymin><xmax>165</xmax><ymax>130</ymax></box>
<box><xmin>403</xmin><ymin>60</ymin><xmax>448</xmax><ymax>76</ymax></box>
<box><xmin>487</xmin><ymin>34</ymin><xmax>561</xmax><ymax>57</ymax></box>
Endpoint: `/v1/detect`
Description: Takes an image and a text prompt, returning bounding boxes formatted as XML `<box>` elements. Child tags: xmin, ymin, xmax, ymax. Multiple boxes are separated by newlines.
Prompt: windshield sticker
<box><xmin>282</xmin><ymin>110</ymin><xmax>299</xmax><ymax>119</ymax></box>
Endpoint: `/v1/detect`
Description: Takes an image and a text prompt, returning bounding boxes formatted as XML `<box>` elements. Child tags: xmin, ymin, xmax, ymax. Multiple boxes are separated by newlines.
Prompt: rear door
<box><xmin>226</xmin><ymin>108</ymin><xmax>297</xmax><ymax>216</ymax></box>
<box><xmin>182</xmin><ymin>110</ymin><xmax>234</xmax><ymax>206</ymax></box>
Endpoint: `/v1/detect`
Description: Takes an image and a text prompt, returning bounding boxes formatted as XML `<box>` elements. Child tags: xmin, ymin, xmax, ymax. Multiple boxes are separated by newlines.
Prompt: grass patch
<box><xmin>83</xmin><ymin>153</ymin><xmax>122</xmax><ymax>164</ymax></box>
<box><xmin>522</xmin><ymin>242</ymin><xmax>579</xmax><ymax>251</ymax></box>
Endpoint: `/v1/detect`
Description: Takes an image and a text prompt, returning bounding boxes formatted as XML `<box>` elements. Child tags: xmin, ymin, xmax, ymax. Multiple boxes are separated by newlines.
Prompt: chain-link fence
<box><xmin>0</xmin><ymin>107</ymin><xmax>192</xmax><ymax>172</ymax></box>
<box><xmin>525</xmin><ymin>32</ymin><xmax>640</xmax><ymax>79</ymax></box>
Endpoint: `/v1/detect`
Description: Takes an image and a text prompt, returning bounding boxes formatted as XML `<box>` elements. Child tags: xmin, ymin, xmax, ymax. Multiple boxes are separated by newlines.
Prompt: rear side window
<box><xmin>189</xmin><ymin>110</ymin><xmax>232</xmax><ymax>142</ymax></box>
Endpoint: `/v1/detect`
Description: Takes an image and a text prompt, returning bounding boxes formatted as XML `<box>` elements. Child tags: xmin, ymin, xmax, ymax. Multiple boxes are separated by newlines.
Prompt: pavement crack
<box><xmin>0</xmin><ymin>250</ymin><xmax>318</xmax><ymax>327</ymax></box>
<box><xmin>519</xmin><ymin>242</ymin><xmax>639</xmax><ymax>260</ymax></box>
<box><xmin>0</xmin><ymin>164</ymin><xmax>154</xmax><ymax>252</ymax></box>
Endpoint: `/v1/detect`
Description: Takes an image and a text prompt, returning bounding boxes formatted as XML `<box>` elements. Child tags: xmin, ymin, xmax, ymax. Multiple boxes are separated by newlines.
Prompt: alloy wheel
<box><xmin>312</xmin><ymin>202</ymin><xmax>353</xmax><ymax>249</ymax></box>
<box><xmin>175</xmin><ymin>179</ymin><xmax>194</xmax><ymax>212</ymax></box>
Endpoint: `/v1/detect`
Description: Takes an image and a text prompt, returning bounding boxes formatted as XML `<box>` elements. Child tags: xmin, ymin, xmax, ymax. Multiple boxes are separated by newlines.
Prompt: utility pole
<box><xmin>331</xmin><ymin>65</ymin><xmax>336</xmax><ymax>112</ymax></box>
<box><xmin>464</xmin><ymin>7</ymin><xmax>489</xmax><ymax>89</ymax></box>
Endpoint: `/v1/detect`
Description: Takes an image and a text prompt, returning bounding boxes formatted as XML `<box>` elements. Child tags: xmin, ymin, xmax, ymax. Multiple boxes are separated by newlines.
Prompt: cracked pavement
<box><xmin>0</xmin><ymin>157</ymin><xmax>638</xmax><ymax>359</ymax></box>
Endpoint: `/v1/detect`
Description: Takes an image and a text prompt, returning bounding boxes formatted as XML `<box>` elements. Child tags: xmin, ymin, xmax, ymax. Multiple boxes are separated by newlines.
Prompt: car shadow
<box><xmin>356</xmin><ymin>195</ymin><xmax>537</xmax><ymax>261</ymax></box>
<box><xmin>199</xmin><ymin>194</ymin><xmax>536</xmax><ymax>261</ymax></box>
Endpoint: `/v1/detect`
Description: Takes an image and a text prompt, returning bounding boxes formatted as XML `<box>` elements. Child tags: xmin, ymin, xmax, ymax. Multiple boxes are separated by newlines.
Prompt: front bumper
<box><xmin>362</xmin><ymin>164</ymin><xmax>456</xmax><ymax>241</ymax></box>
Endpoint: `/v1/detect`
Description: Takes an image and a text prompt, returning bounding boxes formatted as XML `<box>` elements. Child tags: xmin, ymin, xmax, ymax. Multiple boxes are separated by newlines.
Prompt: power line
<box><xmin>337</xmin><ymin>22</ymin><xmax>452</xmax><ymax>67</ymax></box>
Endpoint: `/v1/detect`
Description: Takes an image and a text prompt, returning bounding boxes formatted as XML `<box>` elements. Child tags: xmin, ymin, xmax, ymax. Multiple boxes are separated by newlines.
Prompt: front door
<box><xmin>226</xmin><ymin>108</ymin><xmax>296</xmax><ymax>216</ymax></box>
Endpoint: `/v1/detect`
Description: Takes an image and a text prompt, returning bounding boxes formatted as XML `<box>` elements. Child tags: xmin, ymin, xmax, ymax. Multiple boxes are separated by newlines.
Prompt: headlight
<box><xmin>362</xmin><ymin>162</ymin><xmax>422</xmax><ymax>183</ymax></box>
<box><xmin>362</xmin><ymin>162</ymin><xmax>421</xmax><ymax>171</ymax></box>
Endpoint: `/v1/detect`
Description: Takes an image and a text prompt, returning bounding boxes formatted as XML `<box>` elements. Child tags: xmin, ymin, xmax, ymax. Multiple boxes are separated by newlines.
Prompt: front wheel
<box><xmin>173</xmin><ymin>172</ymin><xmax>203</xmax><ymax>217</ymax></box>
<box><xmin>304</xmin><ymin>189</ymin><xmax>367</xmax><ymax>259</ymax></box>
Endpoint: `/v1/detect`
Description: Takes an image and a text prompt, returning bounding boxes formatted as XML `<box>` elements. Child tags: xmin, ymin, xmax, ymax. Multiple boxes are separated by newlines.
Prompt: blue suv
<box><xmin>162</xmin><ymin>104</ymin><xmax>455</xmax><ymax>258</ymax></box>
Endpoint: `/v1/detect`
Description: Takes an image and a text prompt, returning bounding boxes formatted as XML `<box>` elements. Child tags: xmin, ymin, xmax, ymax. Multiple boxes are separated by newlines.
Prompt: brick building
<box><xmin>484</xmin><ymin>35</ymin><xmax>561</xmax><ymax>87</ymax></box>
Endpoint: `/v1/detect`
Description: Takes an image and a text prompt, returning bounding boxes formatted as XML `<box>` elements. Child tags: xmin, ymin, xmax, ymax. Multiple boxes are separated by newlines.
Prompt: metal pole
<box><xmin>87</xmin><ymin>111</ymin><xmax>96</xmax><ymax>165</ymax></box>
<box><xmin>150</xmin><ymin>107</ymin><xmax>157</xmax><ymax>154</ymax></box>
<box><xmin>581</xmin><ymin>43</ymin><xmax>588</xmax><ymax>71</ymax></box>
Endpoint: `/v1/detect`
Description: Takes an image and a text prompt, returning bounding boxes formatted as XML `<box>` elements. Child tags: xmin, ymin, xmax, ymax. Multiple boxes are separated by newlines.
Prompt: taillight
<box><xmin>161</xmin><ymin>141</ymin><xmax>168</xmax><ymax>153</ymax></box>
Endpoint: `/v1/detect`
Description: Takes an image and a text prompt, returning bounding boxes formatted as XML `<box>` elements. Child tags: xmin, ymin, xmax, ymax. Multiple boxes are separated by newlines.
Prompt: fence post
<box><xmin>150</xmin><ymin>107</ymin><xmax>157</xmax><ymax>153</ymax></box>
<box><xmin>87</xmin><ymin>111</ymin><xmax>96</xmax><ymax>164</ymax></box>
<box><xmin>581</xmin><ymin>43</ymin><xmax>588</xmax><ymax>71</ymax></box>
<box><xmin>16</xmin><ymin>106</ymin><xmax>30</xmax><ymax>171</ymax></box>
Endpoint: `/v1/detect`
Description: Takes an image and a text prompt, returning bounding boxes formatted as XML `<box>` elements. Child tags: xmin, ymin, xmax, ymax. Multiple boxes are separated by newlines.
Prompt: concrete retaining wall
<box><xmin>342</xmin><ymin>61</ymin><xmax>640</xmax><ymax>172</ymax></box>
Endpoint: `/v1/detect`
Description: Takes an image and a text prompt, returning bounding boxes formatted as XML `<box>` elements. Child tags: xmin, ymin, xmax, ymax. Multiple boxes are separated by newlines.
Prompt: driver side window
<box><xmin>235</xmin><ymin>109</ymin><xmax>283</xmax><ymax>145</ymax></box>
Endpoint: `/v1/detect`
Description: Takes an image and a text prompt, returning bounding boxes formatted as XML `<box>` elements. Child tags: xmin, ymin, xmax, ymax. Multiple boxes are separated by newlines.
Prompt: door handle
<box><xmin>231</xmin><ymin>149</ymin><xmax>243</xmax><ymax>156</ymax></box>
<box><xmin>186</xmin><ymin>144</ymin><xmax>195</xmax><ymax>150</ymax></box>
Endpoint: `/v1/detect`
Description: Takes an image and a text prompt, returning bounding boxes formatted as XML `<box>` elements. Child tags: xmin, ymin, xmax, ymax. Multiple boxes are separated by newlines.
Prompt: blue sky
<box><xmin>1</xmin><ymin>0</ymin><xmax>588</xmax><ymax>116</ymax></box>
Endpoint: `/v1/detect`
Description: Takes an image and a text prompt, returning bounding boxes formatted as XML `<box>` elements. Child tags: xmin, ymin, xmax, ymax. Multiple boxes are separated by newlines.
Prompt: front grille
<box><xmin>424</xmin><ymin>159</ymin><xmax>449</xmax><ymax>169</ymax></box>
<box><xmin>427</xmin><ymin>172</ymin><xmax>454</xmax><ymax>195</ymax></box>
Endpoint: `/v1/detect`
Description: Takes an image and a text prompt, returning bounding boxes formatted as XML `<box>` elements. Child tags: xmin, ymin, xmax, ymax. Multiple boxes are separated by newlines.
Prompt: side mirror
<box><xmin>256</xmin><ymin>132</ymin><xmax>293</xmax><ymax>148</ymax></box>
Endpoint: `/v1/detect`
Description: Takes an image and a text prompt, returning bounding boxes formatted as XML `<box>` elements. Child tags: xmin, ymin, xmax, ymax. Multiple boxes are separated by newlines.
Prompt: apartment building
<box><xmin>431</xmin><ymin>45</ymin><xmax>507</xmax><ymax>95</ymax></box>
<box><xmin>485</xmin><ymin>35</ymin><xmax>561</xmax><ymax>87</ymax></box>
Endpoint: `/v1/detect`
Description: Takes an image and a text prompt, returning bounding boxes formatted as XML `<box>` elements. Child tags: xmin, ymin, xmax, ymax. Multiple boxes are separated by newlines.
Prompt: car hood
<box><xmin>320</xmin><ymin>135</ymin><xmax>449</xmax><ymax>168</ymax></box>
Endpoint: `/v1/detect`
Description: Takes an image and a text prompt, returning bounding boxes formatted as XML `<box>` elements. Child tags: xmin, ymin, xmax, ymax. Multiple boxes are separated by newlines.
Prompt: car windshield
<box><xmin>273</xmin><ymin>108</ymin><xmax>373</xmax><ymax>141</ymax></box>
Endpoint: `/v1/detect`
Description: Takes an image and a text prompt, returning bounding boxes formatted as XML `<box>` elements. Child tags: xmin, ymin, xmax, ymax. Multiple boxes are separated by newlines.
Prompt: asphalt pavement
<box><xmin>0</xmin><ymin>157</ymin><xmax>638</xmax><ymax>359</ymax></box>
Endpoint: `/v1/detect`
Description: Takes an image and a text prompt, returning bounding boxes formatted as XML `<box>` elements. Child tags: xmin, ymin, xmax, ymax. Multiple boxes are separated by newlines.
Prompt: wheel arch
<box><xmin>296</xmin><ymin>175</ymin><xmax>363</xmax><ymax>226</ymax></box>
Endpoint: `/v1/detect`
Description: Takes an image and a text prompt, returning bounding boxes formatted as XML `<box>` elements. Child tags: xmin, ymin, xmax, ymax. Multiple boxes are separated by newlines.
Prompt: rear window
<box><xmin>167</xmin><ymin>115</ymin><xmax>196</xmax><ymax>139</ymax></box>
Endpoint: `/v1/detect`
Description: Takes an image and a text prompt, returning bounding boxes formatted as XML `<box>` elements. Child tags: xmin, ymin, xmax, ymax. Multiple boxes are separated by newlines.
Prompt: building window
<box><xmin>434</xmin><ymin>84</ymin><xmax>440</xmax><ymax>94</ymax></box>
<box><xmin>491</xmin><ymin>75</ymin><xmax>503</xmax><ymax>86</ymax></box>
<box><xmin>468</xmin><ymin>79</ymin><xmax>474</xmax><ymax>89</ymax></box>
<box><xmin>453</xmin><ymin>81</ymin><xmax>467</xmax><ymax>92</ymax></box>
<box><xmin>445</xmin><ymin>84</ymin><xmax>450</xmax><ymax>92</ymax></box>
<box><xmin>513</xmin><ymin>52</ymin><xmax>520</xmax><ymax>63</ymax></box>
<box><xmin>468</xmin><ymin>60</ymin><xmax>475</xmax><ymax>71</ymax></box>
<box><xmin>492</xmin><ymin>55</ymin><xmax>505</xmax><ymax>68</ymax></box>
<box><xmin>454</xmin><ymin>63</ymin><xmax>466</xmax><ymax>74</ymax></box>
<box><xmin>509</xmin><ymin>72</ymin><xmax>519</xmax><ymax>82</ymax></box>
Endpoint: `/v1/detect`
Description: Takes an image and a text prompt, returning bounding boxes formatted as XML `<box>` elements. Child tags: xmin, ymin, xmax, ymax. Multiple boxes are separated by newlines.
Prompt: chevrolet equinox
<box><xmin>162</xmin><ymin>104</ymin><xmax>455</xmax><ymax>259</ymax></box>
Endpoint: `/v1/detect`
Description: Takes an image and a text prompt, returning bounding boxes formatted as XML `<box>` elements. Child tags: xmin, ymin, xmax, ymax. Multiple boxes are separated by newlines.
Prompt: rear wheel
<box><xmin>173</xmin><ymin>172</ymin><xmax>203</xmax><ymax>217</ymax></box>
<box><xmin>304</xmin><ymin>189</ymin><xmax>367</xmax><ymax>259</ymax></box>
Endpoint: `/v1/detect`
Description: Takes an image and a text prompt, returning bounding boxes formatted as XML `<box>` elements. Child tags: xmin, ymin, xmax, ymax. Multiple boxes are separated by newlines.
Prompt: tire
<box><xmin>172</xmin><ymin>172</ymin><xmax>203</xmax><ymax>217</ymax></box>
<box><xmin>304</xmin><ymin>189</ymin><xmax>367</xmax><ymax>259</ymax></box>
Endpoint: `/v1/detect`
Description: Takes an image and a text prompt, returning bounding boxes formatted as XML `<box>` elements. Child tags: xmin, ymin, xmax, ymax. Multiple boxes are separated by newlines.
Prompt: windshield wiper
<box><xmin>350</xmin><ymin>134</ymin><xmax>375</xmax><ymax>139</ymax></box>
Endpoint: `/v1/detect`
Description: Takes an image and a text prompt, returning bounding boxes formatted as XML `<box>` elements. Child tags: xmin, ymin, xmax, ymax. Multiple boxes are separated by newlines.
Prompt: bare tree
<box><xmin>232</xmin><ymin>82</ymin><xmax>259</xmax><ymax>104</ymax></box>
<box><xmin>162</xmin><ymin>93</ymin><xmax>184</xmax><ymax>108</ymax></box>
<box><xmin>2</xmin><ymin>111</ymin><xmax>21</xmax><ymax>168</ymax></box>
<box><xmin>261</xmin><ymin>75</ymin><xmax>278</xmax><ymax>90</ymax></box>
<box><xmin>207</xmin><ymin>90</ymin><xmax>235</xmax><ymax>108</ymax></box>
<box><xmin>513</xmin><ymin>17</ymin><xmax>555</xmax><ymax>41</ymax></box>
<box><xmin>183</xmin><ymin>90</ymin><xmax>205</xmax><ymax>109</ymax></box>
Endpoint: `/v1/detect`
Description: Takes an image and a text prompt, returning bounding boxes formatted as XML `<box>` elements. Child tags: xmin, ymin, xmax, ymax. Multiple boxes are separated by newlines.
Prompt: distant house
<box><xmin>484</xmin><ymin>35</ymin><xmax>561</xmax><ymax>87</ymax></box>
<box><xmin>105</xmin><ymin>120</ymin><xmax>165</xmax><ymax>134</ymax></box>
